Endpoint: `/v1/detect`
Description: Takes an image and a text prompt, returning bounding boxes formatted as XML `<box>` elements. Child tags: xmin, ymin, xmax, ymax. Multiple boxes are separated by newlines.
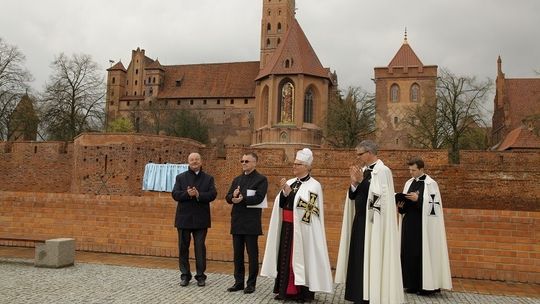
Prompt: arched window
<box><xmin>278</xmin><ymin>80</ymin><xmax>294</xmax><ymax>123</ymax></box>
<box><xmin>266</xmin><ymin>39</ymin><xmax>271</xmax><ymax>47</ymax></box>
<box><xmin>390</xmin><ymin>84</ymin><xmax>400</xmax><ymax>103</ymax></box>
<box><xmin>112</xmin><ymin>77</ymin><xmax>115</xmax><ymax>84</ymax></box>
<box><xmin>285</xmin><ymin>60</ymin><xmax>290</xmax><ymax>68</ymax></box>
<box><xmin>410</xmin><ymin>83</ymin><xmax>420</xmax><ymax>102</ymax></box>
<box><xmin>277</xmin><ymin>23</ymin><xmax>282</xmax><ymax>33</ymax></box>
<box><xmin>277</xmin><ymin>38</ymin><xmax>281</xmax><ymax>45</ymax></box>
<box><xmin>304</xmin><ymin>89</ymin><xmax>314</xmax><ymax>123</ymax></box>
<box><xmin>267</xmin><ymin>23</ymin><xmax>271</xmax><ymax>33</ymax></box>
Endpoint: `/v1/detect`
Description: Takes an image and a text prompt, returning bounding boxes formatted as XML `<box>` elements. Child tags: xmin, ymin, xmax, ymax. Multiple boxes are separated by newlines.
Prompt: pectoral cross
<box><xmin>292</xmin><ymin>183</ymin><xmax>300</xmax><ymax>193</ymax></box>
<box><xmin>429</xmin><ymin>194</ymin><xmax>440</xmax><ymax>216</ymax></box>
<box><xmin>297</xmin><ymin>192</ymin><xmax>319</xmax><ymax>224</ymax></box>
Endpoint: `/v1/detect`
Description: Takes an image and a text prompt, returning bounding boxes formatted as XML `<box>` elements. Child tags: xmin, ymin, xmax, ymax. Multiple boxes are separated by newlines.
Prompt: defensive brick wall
<box><xmin>0</xmin><ymin>133</ymin><xmax>539</xmax><ymax>283</ymax></box>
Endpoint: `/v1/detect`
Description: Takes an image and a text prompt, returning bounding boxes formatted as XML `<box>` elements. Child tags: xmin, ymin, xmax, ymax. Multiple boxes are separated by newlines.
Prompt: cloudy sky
<box><xmin>2</xmin><ymin>0</ymin><xmax>539</xmax><ymax>103</ymax></box>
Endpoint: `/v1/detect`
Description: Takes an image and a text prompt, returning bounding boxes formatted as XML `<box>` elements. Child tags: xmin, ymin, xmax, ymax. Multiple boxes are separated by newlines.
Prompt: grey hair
<box><xmin>357</xmin><ymin>140</ymin><xmax>378</xmax><ymax>155</ymax></box>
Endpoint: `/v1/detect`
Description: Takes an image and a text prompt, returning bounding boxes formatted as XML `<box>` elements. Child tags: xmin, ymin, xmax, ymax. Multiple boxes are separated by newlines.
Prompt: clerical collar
<box><xmin>297</xmin><ymin>174</ymin><xmax>311</xmax><ymax>182</ymax></box>
<box><xmin>366</xmin><ymin>162</ymin><xmax>376</xmax><ymax>170</ymax></box>
<box><xmin>415</xmin><ymin>174</ymin><xmax>426</xmax><ymax>182</ymax></box>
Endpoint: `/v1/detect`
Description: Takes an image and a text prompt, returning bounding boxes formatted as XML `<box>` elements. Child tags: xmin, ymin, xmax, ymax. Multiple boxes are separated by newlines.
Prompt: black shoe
<box><xmin>227</xmin><ymin>284</ymin><xmax>244</xmax><ymax>292</ymax></box>
<box><xmin>405</xmin><ymin>288</ymin><xmax>418</xmax><ymax>294</ymax></box>
<box><xmin>243</xmin><ymin>285</ymin><xmax>255</xmax><ymax>294</ymax></box>
<box><xmin>274</xmin><ymin>295</ymin><xmax>284</xmax><ymax>300</ymax></box>
<box><xmin>180</xmin><ymin>279</ymin><xmax>189</xmax><ymax>287</ymax></box>
<box><xmin>196</xmin><ymin>279</ymin><xmax>205</xmax><ymax>287</ymax></box>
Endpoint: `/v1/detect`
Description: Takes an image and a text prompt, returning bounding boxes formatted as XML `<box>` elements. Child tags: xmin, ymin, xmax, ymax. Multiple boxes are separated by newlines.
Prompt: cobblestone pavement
<box><xmin>1</xmin><ymin>258</ymin><xmax>538</xmax><ymax>304</ymax></box>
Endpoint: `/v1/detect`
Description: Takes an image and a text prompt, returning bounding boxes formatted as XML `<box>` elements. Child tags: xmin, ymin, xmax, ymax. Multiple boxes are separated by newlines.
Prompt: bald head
<box><xmin>188</xmin><ymin>153</ymin><xmax>202</xmax><ymax>172</ymax></box>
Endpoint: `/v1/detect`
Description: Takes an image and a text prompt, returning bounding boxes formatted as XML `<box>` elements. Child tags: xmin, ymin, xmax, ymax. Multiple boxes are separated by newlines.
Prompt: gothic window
<box><xmin>277</xmin><ymin>38</ymin><xmax>281</xmax><ymax>45</ymax></box>
<box><xmin>134</xmin><ymin>91</ymin><xmax>137</xmax><ymax>96</ymax></box>
<box><xmin>266</xmin><ymin>39</ymin><xmax>271</xmax><ymax>47</ymax></box>
<box><xmin>112</xmin><ymin>77</ymin><xmax>115</xmax><ymax>84</ymax></box>
<box><xmin>244</xmin><ymin>99</ymin><xmax>248</xmax><ymax>104</ymax></box>
<box><xmin>190</xmin><ymin>100</ymin><xmax>194</xmax><ymax>105</ymax></box>
<box><xmin>410</xmin><ymin>83</ymin><xmax>420</xmax><ymax>102</ymax></box>
<box><xmin>230</xmin><ymin>99</ymin><xmax>234</xmax><ymax>104</ymax></box>
<box><xmin>149</xmin><ymin>88</ymin><xmax>153</xmax><ymax>96</ymax></box>
<box><xmin>268</xmin><ymin>9</ymin><xmax>271</xmax><ymax>16</ymax></box>
<box><xmin>278</xmin><ymin>23</ymin><xmax>282</xmax><ymax>33</ymax></box>
<box><xmin>285</xmin><ymin>60</ymin><xmax>290</xmax><ymax>68</ymax></box>
<box><xmin>279</xmin><ymin>80</ymin><xmax>294</xmax><ymax>123</ymax></box>
<box><xmin>390</xmin><ymin>84</ymin><xmax>400</xmax><ymax>103</ymax></box>
<box><xmin>135</xmin><ymin>80</ymin><xmax>138</xmax><ymax>85</ymax></box>
<box><xmin>135</xmin><ymin>69</ymin><xmax>138</xmax><ymax>75</ymax></box>
<box><xmin>304</xmin><ymin>89</ymin><xmax>314</xmax><ymax>123</ymax></box>
<box><xmin>127</xmin><ymin>101</ymin><xmax>130</xmax><ymax>107</ymax></box>
<box><xmin>267</xmin><ymin>23</ymin><xmax>271</xmax><ymax>33</ymax></box>
<box><xmin>153</xmin><ymin>77</ymin><xmax>156</xmax><ymax>84</ymax></box>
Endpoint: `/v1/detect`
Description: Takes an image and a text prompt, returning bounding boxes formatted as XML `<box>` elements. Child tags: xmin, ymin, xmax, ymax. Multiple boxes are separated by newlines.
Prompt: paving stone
<box><xmin>0</xmin><ymin>258</ymin><xmax>538</xmax><ymax>304</ymax></box>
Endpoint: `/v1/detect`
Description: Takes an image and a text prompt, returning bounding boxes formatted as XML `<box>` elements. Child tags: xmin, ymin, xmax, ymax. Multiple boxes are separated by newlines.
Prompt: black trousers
<box><xmin>232</xmin><ymin>234</ymin><xmax>259</xmax><ymax>287</ymax></box>
<box><xmin>178</xmin><ymin>228</ymin><xmax>207</xmax><ymax>281</ymax></box>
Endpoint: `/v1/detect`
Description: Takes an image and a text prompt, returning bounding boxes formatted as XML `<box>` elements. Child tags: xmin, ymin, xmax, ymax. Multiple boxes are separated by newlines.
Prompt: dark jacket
<box><xmin>172</xmin><ymin>168</ymin><xmax>217</xmax><ymax>229</ymax></box>
<box><xmin>225</xmin><ymin>169</ymin><xmax>268</xmax><ymax>235</ymax></box>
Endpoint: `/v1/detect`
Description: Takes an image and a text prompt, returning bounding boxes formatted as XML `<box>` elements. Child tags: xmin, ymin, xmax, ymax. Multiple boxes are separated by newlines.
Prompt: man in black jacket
<box><xmin>225</xmin><ymin>152</ymin><xmax>268</xmax><ymax>294</ymax></box>
<box><xmin>172</xmin><ymin>152</ymin><xmax>217</xmax><ymax>287</ymax></box>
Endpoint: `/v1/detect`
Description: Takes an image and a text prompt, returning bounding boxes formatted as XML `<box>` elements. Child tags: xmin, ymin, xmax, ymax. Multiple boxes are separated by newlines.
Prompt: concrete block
<box><xmin>35</xmin><ymin>238</ymin><xmax>75</xmax><ymax>268</ymax></box>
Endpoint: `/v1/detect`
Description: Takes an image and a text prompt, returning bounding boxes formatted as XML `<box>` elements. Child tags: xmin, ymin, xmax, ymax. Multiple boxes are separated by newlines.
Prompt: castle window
<box><xmin>410</xmin><ymin>83</ymin><xmax>420</xmax><ymax>102</ymax></box>
<box><xmin>149</xmin><ymin>88</ymin><xmax>153</xmax><ymax>96</ymax></box>
<box><xmin>177</xmin><ymin>100</ymin><xmax>181</xmax><ymax>106</ymax></box>
<box><xmin>190</xmin><ymin>100</ymin><xmax>194</xmax><ymax>105</ymax></box>
<box><xmin>268</xmin><ymin>9</ymin><xmax>271</xmax><ymax>16</ymax></box>
<box><xmin>127</xmin><ymin>80</ymin><xmax>129</xmax><ymax>85</ymax></box>
<box><xmin>153</xmin><ymin>77</ymin><xmax>156</xmax><ymax>83</ymax></box>
<box><xmin>176</xmin><ymin>80</ymin><xmax>181</xmax><ymax>87</ymax></box>
<box><xmin>304</xmin><ymin>89</ymin><xmax>314</xmax><ymax>123</ymax></box>
<box><xmin>217</xmin><ymin>99</ymin><xmax>221</xmax><ymax>105</ymax></box>
<box><xmin>203</xmin><ymin>99</ymin><xmax>207</xmax><ymax>105</ymax></box>
<box><xmin>394</xmin><ymin>116</ymin><xmax>398</xmax><ymax>124</ymax></box>
<box><xmin>135</xmin><ymin>80</ymin><xmax>138</xmax><ymax>85</ymax></box>
<box><xmin>267</xmin><ymin>23</ymin><xmax>271</xmax><ymax>33</ymax></box>
<box><xmin>285</xmin><ymin>60</ymin><xmax>290</xmax><ymax>68</ymax></box>
<box><xmin>390</xmin><ymin>84</ymin><xmax>400</xmax><ymax>102</ymax></box>
<box><xmin>148</xmin><ymin>77</ymin><xmax>151</xmax><ymax>83</ymax></box>
<box><xmin>137</xmin><ymin>101</ymin><xmax>140</xmax><ymax>106</ymax></box>
<box><xmin>244</xmin><ymin>99</ymin><xmax>248</xmax><ymax>104</ymax></box>
<box><xmin>134</xmin><ymin>91</ymin><xmax>137</xmax><ymax>96</ymax></box>
<box><xmin>230</xmin><ymin>99</ymin><xmax>234</xmax><ymax>104</ymax></box>
<box><xmin>277</xmin><ymin>38</ymin><xmax>281</xmax><ymax>45</ymax></box>
<box><xmin>277</xmin><ymin>23</ymin><xmax>282</xmax><ymax>33</ymax></box>
<box><xmin>127</xmin><ymin>101</ymin><xmax>130</xmax><ymax>107</ymax></box>
<box><xmin>135</xmin><ymin>69</ymin><xmax>138</xmax><ymax>75</ymax></box>
<box><xmin>111</xmin><ymin>101</ymin><xmax>114</xmax><ymax>106</ymax></box>
<box><xmin>278</xmin><ymin>9</ymin><xmax>281</xmax><ymax>15</ymax></box>
<box><xmin>266</xmin><ymin>39</ymin><xmax>271</xmax><ymax>47</ymax></box>
<box><xmin>143</xmin><ymin>90</ymin><xmax>145</xmax><ymax>96</ymax></box>
<box><xmin>112</xmin><ymin>77</ymin><xmax>116</xmax><ymax>84</ymax></box>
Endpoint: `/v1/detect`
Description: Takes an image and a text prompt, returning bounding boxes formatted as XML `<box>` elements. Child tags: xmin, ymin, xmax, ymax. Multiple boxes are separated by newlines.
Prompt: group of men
<box><xmin>171</xmin><ymin>140</ymin><xmax>452</xmax><ymax>303</ymax></box>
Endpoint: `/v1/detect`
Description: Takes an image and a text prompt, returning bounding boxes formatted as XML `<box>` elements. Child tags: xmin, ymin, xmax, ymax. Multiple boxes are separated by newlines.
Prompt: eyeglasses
<box><xmin>240</xmin><ymin>160</ymin><xmax>251</xmax><ymax>164</ymax></box>
<box><xmin>356</xmin><ymin>151</ymin><xmax>368</xmax><ymax>156</ymax></box>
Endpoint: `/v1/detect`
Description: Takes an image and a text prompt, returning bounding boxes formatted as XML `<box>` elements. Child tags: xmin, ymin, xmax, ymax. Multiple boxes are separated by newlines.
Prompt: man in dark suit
<box><xmin>172</xmin><ymin>152</ymin><xmax>217</xmax><ymax>287</ymax></box>
<box><xmin>225</xmin><ymin>152</ymin><xmax>268</xmax><ymax>294</ymax></box>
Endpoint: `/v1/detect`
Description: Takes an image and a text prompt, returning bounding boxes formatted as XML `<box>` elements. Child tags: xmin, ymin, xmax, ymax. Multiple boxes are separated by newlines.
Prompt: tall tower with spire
<box><xmin>373</xmin><ymin>30</ymin><xmax>438</xmax><ymax>149</ymax></box>
<box><xmin>260</xmin><ymin>0</ymin><xmax>296</xmax><ymax>69</ymax></box>
<box><xmin>252</xmin><ymin>1</ymin><xmax>336</xmax><ymax>149</ymax></box>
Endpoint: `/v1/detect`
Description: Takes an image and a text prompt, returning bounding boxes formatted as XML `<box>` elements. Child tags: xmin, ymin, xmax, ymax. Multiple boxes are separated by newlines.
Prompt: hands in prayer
<box><xmin>280</xmin><ymin>178</ymin><xmax>292</xmax><ymax>197</ymax></box>
<box><xmin>232</xmin><ymin>185</ymin><xmax>243</xmax><ymax>204</ymax></box>
<box><xmin>350</xmin><ymin>165</ymin><xmax>362</xmax><ymax>186</ymax></box>
<box><xmin>187</xmin><ymin>186</ymin><xmax>199</xmax><ymax>199</ymax></box>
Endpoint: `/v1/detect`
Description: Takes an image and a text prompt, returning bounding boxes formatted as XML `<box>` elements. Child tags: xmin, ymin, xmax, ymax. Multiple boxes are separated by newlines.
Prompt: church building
<box><xmin>105</xmin><ymin>0</ymin><xmax>336</xmax><ymax>150</ymax></box>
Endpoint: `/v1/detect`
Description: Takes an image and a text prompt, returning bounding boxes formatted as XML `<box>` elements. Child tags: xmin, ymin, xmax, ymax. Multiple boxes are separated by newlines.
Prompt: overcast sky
<box><xmin>2</xmin><ymin>0</ymin><xmax>539</xmax><ymax>105</ymax></box>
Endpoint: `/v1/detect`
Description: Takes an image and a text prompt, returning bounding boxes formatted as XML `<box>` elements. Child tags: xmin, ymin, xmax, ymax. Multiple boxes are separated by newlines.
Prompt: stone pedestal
<box><xmin>35</xmin><ymin>238</ymin><xmax>75</xmax><ymax>268</ymax></box>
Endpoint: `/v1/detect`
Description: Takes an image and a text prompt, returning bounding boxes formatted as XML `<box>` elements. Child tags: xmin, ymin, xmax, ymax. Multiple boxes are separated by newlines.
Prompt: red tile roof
<box><xmin>107</xmin><ymin>61</ymin><xmax>126</xmax><ymax>72</ymax></box>
<box><xmin>146</xmin><ymin>59</ymin><xmax>164</xmax><ymax>71</ymax></box>
<box><xmin>504</xmin><ymin>78</ymin><xmax>540</xmax><ymax>131</ymax></box>
<box><xmin>256</xmin><ymin>18</ymin><xmax>330</xmax><ymax>80</ymax></box>
<box><xmin>388</xmin><ymin>42</ymin><xmax>423</xmax><ymax>67</ymax></box>
<box><xmin>157</xmin><ymin>61</ymin><xmax>260</xmax><ymax>98</ymax></box>
<box><xmin>496</xmin><ymin>125</ymin><xmax>540</xmax><ymax>150</ymax></box>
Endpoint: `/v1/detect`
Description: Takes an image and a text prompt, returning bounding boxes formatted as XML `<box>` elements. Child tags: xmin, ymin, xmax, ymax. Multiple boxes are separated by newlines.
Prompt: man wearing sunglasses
<box><xmin>225</xmin><ymin>152</ymin><xmax>268</xmax><ymax>295</ymax></box>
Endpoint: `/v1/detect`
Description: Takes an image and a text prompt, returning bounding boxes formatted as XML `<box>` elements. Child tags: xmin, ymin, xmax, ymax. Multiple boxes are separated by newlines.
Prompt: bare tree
<box><xmin>0</xmin><ymin>37</ymin><xmax>33</xmax><ymax>140</ymax></box>
<box><xmin>40</xmin><ymin>53</ymin><xmax>105</xmax><ymax>140</ymax></box>
<box><xmin>404</xmin><ymin>101</ymin><xmax>446</xmax><ymax>149</ymax></box>
<box><xmin>437</xmin><ymin>68</ymin><xmax>492</xmax><ymax>163</ymax></box>
<box><xmin>324</xmin><ymin>86</ymin><xmax>376</xmax><ymax>148</ymax></box>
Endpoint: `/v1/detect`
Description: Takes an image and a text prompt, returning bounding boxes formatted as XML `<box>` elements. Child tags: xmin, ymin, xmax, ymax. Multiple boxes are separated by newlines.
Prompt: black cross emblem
<box><xmin>368</xmin><ymin>194</ymin><xmax>381</xmax><ymax>222</ymax></box>
<box><xmin>297</xmin><ymin>192</ymin><xmax>319</xmax><ymax>224</ymax></box>
<box><xmin>429</xmin><ymin>194</ymin><xmax>440</xmax><ymax>216</ymax></box>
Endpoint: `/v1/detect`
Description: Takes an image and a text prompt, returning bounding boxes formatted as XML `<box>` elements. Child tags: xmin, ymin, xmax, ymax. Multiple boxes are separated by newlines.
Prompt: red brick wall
<box><xmin>0</xmin><ymin>191</ymin><xmax>538</xmax><ymax>283</ymax></box>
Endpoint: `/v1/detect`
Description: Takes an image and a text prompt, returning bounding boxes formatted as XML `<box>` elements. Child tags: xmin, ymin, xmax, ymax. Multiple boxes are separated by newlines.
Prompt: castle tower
<box><xmin>105</xmin><ymin>61</ymin><xmax>127</xmax><ymax>126</ymax></box>
<box><xmin>374</xmin><ymin>31</ymin><xmax>437</xmax><ymax>149</ymax></box>
<box><xmin>253</xmin><ymin>10</ymin><xmax>336</xmax><ymax>148</ymax></box>
<box><xmin>8</xmin><ymin>94</ymin><xmax>38</xmax><ymax>141</ymax></box>
<box><xmin>260</xmin><ymin>0</ymin><xmax>296</xmax><ymax>69</ymax></box>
